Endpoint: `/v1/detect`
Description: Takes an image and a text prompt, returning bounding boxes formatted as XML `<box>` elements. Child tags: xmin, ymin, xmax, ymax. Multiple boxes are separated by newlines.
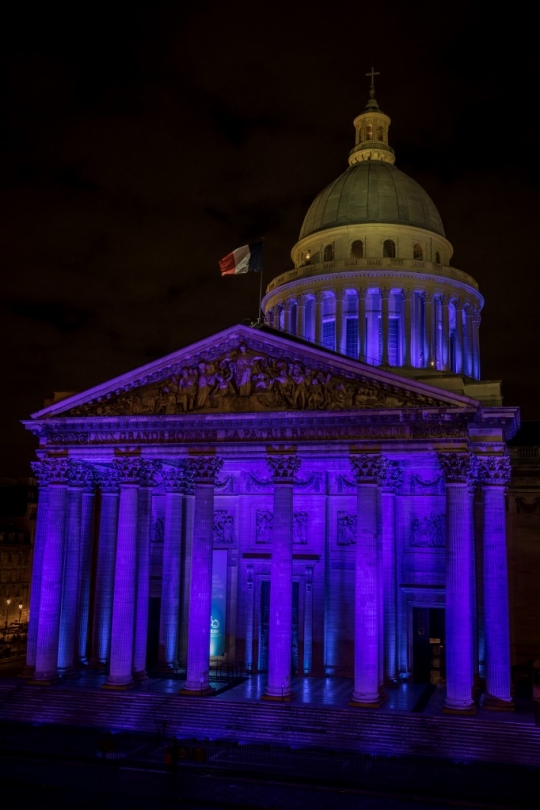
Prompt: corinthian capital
<box><xmin>349</xmin><ymin>454</ymin><xmax>382</xmax><ymax>484</ymax></box>
<box><xmin>113</xmin><ymin>457</ymin><xmax>147</xmax><ymax>484</ymax></box>
<box><xmin>186</xmin><ymin>456</ymin><xmax>223</xmax><ymax>484</ymax></box>
<box><xmin>31</xmin><ymin>460</ymin><xmax>50</xmax><ymax>487</ymax></box>
<box><xmin>266</xmin><ymin>454</ymin><xmax>301</xmax><ymax>484</ymax></box>
<box><xmin>39</xmin><ymin>458</ymin><xmax>71</xmax><ymax>485</ymax></box>
<box><xmin>162</xmin><ymin>465</ymin><xmax>185</xmax><ymax>492</ymax></box>
<box><xmin>68</xmin><ymin>462</ymin><xmax>97</xmax><ymax>489</ymax></box>
<box><xmin>438</xmin><ymin>452</ymin><xmax>477</xmax><ymax>485</ymax></box>
<box><xmin>476</xmin><ymin>456</ymin><xmax>511</xmax><ymax>487</ymax></box>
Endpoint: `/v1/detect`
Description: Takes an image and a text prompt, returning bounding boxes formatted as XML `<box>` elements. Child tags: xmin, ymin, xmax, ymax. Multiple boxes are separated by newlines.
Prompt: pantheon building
<box><xmin>23</xmin><ymin>81</ymin><xmax>521</xmax><ymax>715</ymax></box>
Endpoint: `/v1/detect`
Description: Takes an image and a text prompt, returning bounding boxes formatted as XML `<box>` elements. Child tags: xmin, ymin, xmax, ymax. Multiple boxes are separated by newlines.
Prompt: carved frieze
<box><xmin>409</xmin><ymin>473</ymin><xmax>445</xmax><ymax>495</ymax></box>
<box><xmin>214</xmin><ymin>509</ymin><xmax>234</xmax><ymax>544</ymax></box>
<box><xmin>255</xmin><ymin>510</ymin><xmax>309</xmax><ymax>544</ymax></box>
<box><xmin>64</xmin><ymin>343</ymin><xmax>446</xmax><ymax>417</ymax></box>
<box><xmin>410</xmin><ymin>514</ymin><xmax>445</xmax><ymax>547</ymax></box>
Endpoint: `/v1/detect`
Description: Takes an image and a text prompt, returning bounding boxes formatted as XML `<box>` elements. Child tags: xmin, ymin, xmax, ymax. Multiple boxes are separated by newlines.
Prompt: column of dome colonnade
<box><xmin>349</xmin><ymin>454</ymin><xmax>385</xmax><ymax>707</ymax></box>
<box><xmin>180</xmin><ymin>455</ymin><xmax>223</xmax><ymax>696</ymax></box>
<box><xmin>477</xmin><ymin>456</ymin><xmax>514</xmax><ymax>710</ymax></box>
<box><xmin>263</xmin><ymin>452</ymin><xmax>302</xmax><ymax>701</ymax></box>
<box><xmin>268</xmin><ymin>287</ymin><xmax>480</xmax><ymax>376</ymax></box>
<box><xmin>439</xmin><ymin>453</ymin><xmax>477</xmax><ymax>714</ymax></box>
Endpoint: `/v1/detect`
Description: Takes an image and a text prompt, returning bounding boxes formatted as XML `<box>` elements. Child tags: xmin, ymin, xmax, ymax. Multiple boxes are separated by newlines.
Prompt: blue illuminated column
<box><xmin>350</xmin><ymin>454</ymin><xmax>384</xmax><ymax>707</ymax></box>
<box><xmin>178</xmin><ymin>475</ymin><xmax>195</xmax><ymax>668</ymax></box>
<box><xmin>425</xmin><ymin>292</ymin><xmax>435</xmax><ymax>367</ymax></box>
<box><xmin>133</xmin><ymin>461</ymin><xmax>160</xmax><ymax>681</ymax></box>
<box><xmin>464</xmin><ymin>306</ymin><xmax>474</xmax><ymax>377</ymax></box>
<box><xmin>92</xmin><ymin>468</ymin><xmax>120</xmax><ymax>668</ymax></box>
<box><xmin>401</xmin><ymin>289</ymin><xmax>412</xmax><ymax>367</ymax></box>
<box><xmin>105</xmin><ymin>458</ymin><xmax>143</xmax><ymax>688</ymax></box>
<box><xmin>24</xmin><ymin>462</ymin><xmax>50</xmax><ymax>676</ymax></box>
<box><xmin>77</xmin><ymin>473</ymin><xmax>97</xmax><ymax>665</ymax></box>
<box><xmin>441</xmin><ymin>295</ymin><xmax>450</xmax><ymax>371</ymax></box>
<box><xmin>478</xmin><ymin>456</ymin><xmax>514</xmax><ymax>710</ymax></box>
<box><xmin>296</xmin><ymin>295</ymin><xmax>307</xmax><ymax>339</ymax></box>
<box><xmin>158</xmin><ymin>465</ymin><xmax>185</xmax><ymax>672</ymax></box>
<box><xmin>303</xmin><ymin>565</ymin><xmax>314</xmax><ymax>675</ymax></box>
<box><xmin>314</xmin><ymin>292</ymin><xmax>324</xmax><ymax>345</ymax></box>
<box><xmin>33</xmin><ymin>459</ymin><xmax>70</xmax><ymax>683</ymax></box>
<box><xmin>58</xmin><ymin>463</ymin><xmax>91</xmax><ymax>676</ymax></box>
<box><xmin>245</xmin><ymin>564</ymin><xmax>254</xmax><ymax>672</ymax></box>
<box><xmin>380</xmin><ymin>288</ymin><xmax>390</xmax><ymax>366</ymax></box>
<box><xmin>439</xmin><ymin>453</ymin><xmax>476</xmax><ymax>714</ymax></box>
<box><xmin>454</xmin><ymin>301</ymin><xmax>464</xmax><ymax>373</ymax></box>
<box><xmin>472</xmin><ymin>308</ymin><xmax>481</xmax><ymax>380</ymax></box>
<box><xmin>378</xmin><ymin>459</ymin><xmax>402</xmax><ymax>684</ymax></box>
<box><xmin>181</xmin><ymin>456</ymin><xmax>223</xmax><ymax>695</ymax></box>
<box><xmin>335</xmin><ymin>290</ymin><xmax>346</xmax><ymax>355</ymax></box>
<box><xmin>283</xmin><ymin>300</ymin><xmax>292</xmax><ymax>334</ymax></box>
<box><xmin>263</xmin><ymin>453</ymin><xmax>301</xmax><ymax>700</ymax></box>
<box><xmin>357</xmin><ymin>287</ymin><xmax>366</xmax><ymax>361</ymax></box>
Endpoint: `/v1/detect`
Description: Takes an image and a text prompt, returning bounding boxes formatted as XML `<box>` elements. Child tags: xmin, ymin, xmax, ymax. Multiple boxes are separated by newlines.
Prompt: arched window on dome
<box><xmin>366</xmin><ymin>124</ymin><xmax>373</xmax><ymax>140</ymax></box>
<box><xmin>323</xmin><ymin>244</ymin><xmax>334</xmax><ymax>262</ymax></box>
<box><xmin>377</xmin><ymin>125</ymin><xmax>383</xmax><ymax>140</ymax></box>
<box><xmin>351</xmin><ymin>240</ymin><xmax>364</xmax><ymax>259</ymax></box>
<box><xmin>435</xmin><ymin>251</ymin><xmax>441</xmax><ymax>264</ymax></box>
<box><xmin>413</xmin><ymin>243</ymin><xmax>423</xmax><ymax>260</ymax></box>
<box><xmin>383</xmin><ymin>240</ymin><xmax>396</xmax><ymax>258</ymax></box>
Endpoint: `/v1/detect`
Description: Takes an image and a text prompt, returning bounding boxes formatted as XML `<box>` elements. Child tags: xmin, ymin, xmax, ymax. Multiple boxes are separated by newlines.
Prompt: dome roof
<box><xmin>299</xmin><ymin>161</ymin><xmax>445</xmax><ymax>240</ymax></box>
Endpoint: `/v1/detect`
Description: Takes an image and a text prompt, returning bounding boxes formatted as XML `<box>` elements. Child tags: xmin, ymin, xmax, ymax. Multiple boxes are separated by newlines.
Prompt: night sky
<box><xmin>2</xmin><ymin>1</ymin><xmax>539</xmax><ymax>477</ymax></box>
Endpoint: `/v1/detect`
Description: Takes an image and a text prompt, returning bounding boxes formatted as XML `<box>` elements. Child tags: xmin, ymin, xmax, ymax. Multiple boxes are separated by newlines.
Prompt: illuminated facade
<box><xmin>23</xmin><ymin>83</ymin><xmax>520</xmax><ymax>714</ymax></box>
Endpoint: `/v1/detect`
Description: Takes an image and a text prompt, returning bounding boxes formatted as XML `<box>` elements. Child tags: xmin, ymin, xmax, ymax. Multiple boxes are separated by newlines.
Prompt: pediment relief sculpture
<box><xmin>66</xmin><ymin>343</ymin><xmax>443</xmax><ymax>417</ymax></box>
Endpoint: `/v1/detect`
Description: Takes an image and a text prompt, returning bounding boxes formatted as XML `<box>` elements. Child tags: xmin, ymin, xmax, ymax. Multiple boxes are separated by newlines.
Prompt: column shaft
<box><xmin>77</xmin><ymin>487</ymin><xmax>96</xmax><ymax>664</ymax></box>
<box><xmin>357</xmin><ymin>289</ymin><xmax>366</xmax><ymax>362</ymax></box>
<box><xmin>133</xmin><ymin>484</ymin><xmax>153</xmax><ymax>679</ymax></box>
<box><xmin>57</xmin><ymin>484</ymin><xmax>83</xmax><ymax>674</ymax></box>
<box><xmin>159</xmin><ymin>476</ymin><xmax>183</xmax><ymax>671</ymax></box>
<box><xmin>92</xmin><ymin>478</ymin><xmax>119</xmax><ymax>667</ymax></box>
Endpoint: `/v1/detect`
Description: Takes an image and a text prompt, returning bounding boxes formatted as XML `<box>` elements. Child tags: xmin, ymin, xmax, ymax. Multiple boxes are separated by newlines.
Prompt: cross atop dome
<box><xmin>365</xmin><ymin>66</ymin><xmax>381</xmax><ymax>112</ymax></box>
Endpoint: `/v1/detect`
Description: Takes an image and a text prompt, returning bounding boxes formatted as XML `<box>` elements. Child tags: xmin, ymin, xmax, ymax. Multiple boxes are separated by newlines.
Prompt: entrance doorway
<box><xmin>412</xmin><ymin>607</ymin><xmax>445</xmax><ymax>684</ymax></box>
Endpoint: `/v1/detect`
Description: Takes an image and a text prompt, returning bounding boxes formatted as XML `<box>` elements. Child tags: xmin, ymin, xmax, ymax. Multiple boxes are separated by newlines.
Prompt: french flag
<box><xmin>219</xmin><ymin>241</ymin><xmax>263</xmax><ymax>275</ymax></box>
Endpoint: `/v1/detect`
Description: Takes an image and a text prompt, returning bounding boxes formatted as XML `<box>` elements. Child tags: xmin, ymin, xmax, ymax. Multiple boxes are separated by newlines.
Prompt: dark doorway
<box><xmin>413</xmin><ymin>607</ymin><xmax>445</xmax><ymax>684</ymax></box>
<box><xmin>146</xmin><ymin>597</ymin><xmax>160</xmax><ymax>670</ymax></box>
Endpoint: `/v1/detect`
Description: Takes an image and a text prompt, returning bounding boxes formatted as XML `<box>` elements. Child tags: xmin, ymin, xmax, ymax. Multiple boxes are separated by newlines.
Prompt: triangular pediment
<box><xmin>32</xmin><ymin>325</ymin><xmax>480</xmax><ymax>419</ymax></box>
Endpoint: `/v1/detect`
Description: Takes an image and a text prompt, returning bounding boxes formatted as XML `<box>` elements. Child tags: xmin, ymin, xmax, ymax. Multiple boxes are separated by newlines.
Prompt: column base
<box><xmin>443</xmin><ymin>703</ymin><xmax>477</xmax><ymax>716</ymax></box>
<box><xmin>102</xmin><ymin>676</ymin><xmax>135</xmax><ymax>690</ymax></box>
<box><xmin>178</xmin><ymin>686</ymin><xmax>216</xmax><ymax>697</ymax></box>
<box><xmin>349</xmin><ymin>690</ymin><xmax>386</xmax><ymax>709</ymax></box>
<box><xmin>27</xmin><ymin>675</ymin><xmax>59</xmax><ymax>686</ymax></box>
<box><xmin>262</xmin><ymin>690</ymin><xmax>294</xmax><ymax>702</ymax></box>
<box><xmin>482</xmin><ymin>694</ymin><xmax>515</xmax><ymax>712</ymax></box>
<box><xmin>133</xmin><ymin>669</ymin><xmax>149</xmax><ymax>683</ymax></box>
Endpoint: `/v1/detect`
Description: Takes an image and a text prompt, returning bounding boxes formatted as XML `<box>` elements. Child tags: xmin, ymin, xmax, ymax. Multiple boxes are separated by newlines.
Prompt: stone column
<box><xmin>181</xmin><ymin>456</ymin><xmax>223</xmax><ymax>695</ymax></box>
<box><xmin>178</xmin><ymin>476</ymin><xmax>195</xmax><ymax>668</ymax></box>
<box><xmin>245</xmin><ymin>564</ymin><xmax>254</xmax><ymax>672</ymax></box>
<box><xmin>424</xmin><ymin>292</ymin><xmax>435</xmax><ymax>367</ymax></box>
<box><xmin>105</xmin><ymin>458</ymin><xmax>144</xmax><ymax>688</ymax></box>
<box><xmin>296</xmin><ymin>295</ymin><xmax>307</xmax><ymax>339</ymax></box>
<box><xmin>32</xmin><ymin>459</ymin><xmax>70</xmax><ymax>683</ymax></box>
<box><xmin>464</xmin><ymin>305</ymin><xmax>474</xmax><ymax>377</ymax></box>
<box><xmin>439</xmin><ymin>453</ymin><xmax>476</xmax><ymax>714</ymax></box>
<box><xmin>133</xmin><ymin>461</ymin><xmax>160</xmax><ymax>681</ymax></box>
<box><xmin>349</xmin><ymin>454</ymin><xmax>384</xmax><ymax>707</ymax></box>
<box><xmin>378</xmin><ymin>459</ymin><xmax>402</xmax><ymax>684</ymax></box>
<box><xmin>477</xmin><ymin>456</ymin><xmax>514</xmax><ymax>710</ymax></box>
<box><xmin>335</xmin><ymin>290</ymin><xmax>346</xmax><ymax>355</ymax></box>
<box><xmin>357</xmin><ymin>287</ymin><xmax>366</xmax><ymax>362</ymax></box>
<box><xmin>303</xmin><ymin>565</ymin><xmax>314</xmax><ymax>675</ymax></box>
<box><xmin>380</xmin><ymin>288</ymin><xmax>390</xmax><ymax>366</ymax></box>
<box><xmin>283</xmin><ymin>300</ymin><xmax>292</xmax><ymax>334</ymax></box>
<box><xmin>92</xmin><ymin>468</ymin><xmax>120</xmax><ymax>668</ymax></box>
<box><xmin>314</xmin><ymin>291</ymin><xmax>324</xmax><ymax>346</ymax></box>
<box><xmin>58</xmin><ymin>463</ymin><xmax>93</xmax><ymax>676</ymax></box>
<box><xmin>441</xmin><ymin>295</ymin><xmax>450</xmax><ymax>371</ymax></box>
<box><xmin>158</xmin><ymin>465</ymin><xmax>185</xmax><ymax>673</ymax></box>
<box><xmin>472</xmin><ymin>307</ymin><xmax>481</xmax><ymax>380</ymax></box>
<box><xmin>263</xmin><ymin>453</ymin><xmax>301</xmax><ymax>700</ymax></box>
<box><xmin>77</xmin><ymin>474</ymin><xmax>97</xmax><ymax>665</ymax></box>
<box><xmin>454</xmin><ymin>301</ymin><xmax>464</xmax><ymax>374</ymax></box>
<box><xmin>24</xmin><ymin>462</ymin><xmax>50</xmax><ymax>676</ymax></box>
<box><xmin>402</xmin><ymin>290</ymin><xmax>412</xmax><ymax>367</ymax></box>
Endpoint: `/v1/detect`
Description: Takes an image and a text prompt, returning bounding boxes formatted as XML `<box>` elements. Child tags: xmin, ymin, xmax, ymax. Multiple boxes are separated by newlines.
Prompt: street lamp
<box><xmin>18</xmin><ymin>602</ymin><xmax>22</xmax><ymax>630</ymax></box>
<box><xmin>4</xmin><ymin>598</ymin><xmax>10</xmax><ymax>634</ymax></box>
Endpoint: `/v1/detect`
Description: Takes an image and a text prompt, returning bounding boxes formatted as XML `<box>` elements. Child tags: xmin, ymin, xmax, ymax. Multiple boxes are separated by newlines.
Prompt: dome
<box><xmin>299</xmin><ymin>161</ymin><xmax>445</xmax><ymax>240</ymax></box>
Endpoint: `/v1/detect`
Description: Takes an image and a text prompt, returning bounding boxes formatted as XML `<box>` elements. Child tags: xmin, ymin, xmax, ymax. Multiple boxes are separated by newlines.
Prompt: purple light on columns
<box><xmin>350</xmin><ymin>454</ymin><xmax>384</xmax><ymax>707</ymax></box>
<box><xmin>33</xmin><ymin>459</ymin><xmax>70</xmax><ymax>683</ymax></box>
<box><xmin>159</xmin><ymin>465</ymin><xmax>185</xmax><ymax>671</ymax></box>
<box><xmin>24</xmin><ymin>462</ymin><xmax>50</xmax><ymax>676</ymax></box>
<box><xmin>57</xmin><ymin>464</ymin><xmax>88</xmax><ymax>675</ymax></box>
<box><xmin>181</xmin><ymin>456</ymin><xmax>223</xmax><ymax>695</ymax></box>
<box><xmin>77</xmin><ymin>478</ymin><xmax>97</xmax><ymax>665</ymax></box>
<box><xmin>133</xmin><ymin>461</ymin><xmax>160</xmax><ymax>681</ymax></box>
<box><xmin>478</xmin><ymin>456</ymin><xmax>514</xmax><ymax>710</ymax></box>
<box><xmin>92</xmin><ymin>468</ymin><xmax>120</xmax><ymax>667</ymax></box>
<box><xmin>439</xmin><ymin>453</ymin><xmax>476</xmax><ymax>714</ymax></box>
<box><xmin>105</xmin><ymin>458</ymin><xmax>143</xmax><ymax>688</ymax></box>
<box><xmin>378</xmin><ymin>459</ymin><xmax>402</xmax><ymax>684</ymax></box>
<box><xmin>263</xmin><ymin>453</ymin><xmax>301</xmax><ymax>700</ymax></box>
